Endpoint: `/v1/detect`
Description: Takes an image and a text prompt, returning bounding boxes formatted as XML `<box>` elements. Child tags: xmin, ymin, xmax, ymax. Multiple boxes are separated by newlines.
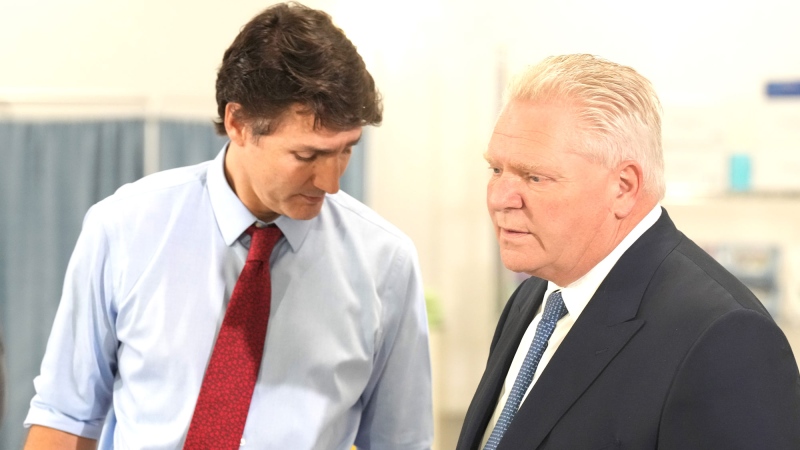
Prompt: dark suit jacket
<box><xmin>458</xmin><ymin>209</ymin><xmax>800</xmax><ymax>449</ymax></box>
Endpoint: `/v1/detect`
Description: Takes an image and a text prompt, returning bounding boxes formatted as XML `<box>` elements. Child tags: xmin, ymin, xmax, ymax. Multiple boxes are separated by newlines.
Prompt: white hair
<box><xmin>504</xmin><ymin>54</ymin><xmax>665</xmax><ymax>200</ymax></box>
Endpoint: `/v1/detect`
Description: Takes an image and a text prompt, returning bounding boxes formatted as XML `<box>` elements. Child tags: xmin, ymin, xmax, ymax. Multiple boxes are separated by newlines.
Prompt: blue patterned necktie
<box><xmin>484</xmin><ymin>290</ymin><xmax>568</xmax><ymax>450</ymax></box>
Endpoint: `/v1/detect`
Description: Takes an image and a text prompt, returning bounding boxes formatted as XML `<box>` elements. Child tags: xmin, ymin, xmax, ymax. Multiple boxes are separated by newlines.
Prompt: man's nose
<box><xmin>313</xmin><ymin>155</ymin><xmax>345</xmax><ymax>194</ymax></box>
<box><xmin>487</xmin><ymin>176</ymin><xmax>523</xmax><ymax>211</ymax></box>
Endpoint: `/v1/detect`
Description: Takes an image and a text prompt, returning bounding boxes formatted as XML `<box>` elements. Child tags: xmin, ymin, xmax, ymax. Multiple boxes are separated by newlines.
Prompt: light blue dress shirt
<box><xmin>25</xmin><ymin>147</ymin><xmax>433</xmax><ymax>449</ymax></box>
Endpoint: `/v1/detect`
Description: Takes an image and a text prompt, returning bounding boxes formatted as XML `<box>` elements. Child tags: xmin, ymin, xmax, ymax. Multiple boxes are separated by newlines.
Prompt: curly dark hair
<box><xmin>214</xmin><ymin>2</ymin><xmax>383</xmax><ymax>136</ymax></box>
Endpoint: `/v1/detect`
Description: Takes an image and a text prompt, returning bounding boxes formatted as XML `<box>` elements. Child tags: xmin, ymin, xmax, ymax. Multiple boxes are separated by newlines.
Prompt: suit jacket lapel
<box><xmin>499</xmin><ymin>208</ymin><xmax>683</xmax><ymax>449</ymax></box>
<box><xmin>457</xmin><ymin>279</ymin><xmax>548</xmax><ymax>450</ymax></box>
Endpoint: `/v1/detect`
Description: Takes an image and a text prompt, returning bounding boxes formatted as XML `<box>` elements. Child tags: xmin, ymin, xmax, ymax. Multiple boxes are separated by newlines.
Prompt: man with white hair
<box><xmin>458</xmin><ymin>54</ymin><xmax>800</xmax><ymax>449</ymax></box>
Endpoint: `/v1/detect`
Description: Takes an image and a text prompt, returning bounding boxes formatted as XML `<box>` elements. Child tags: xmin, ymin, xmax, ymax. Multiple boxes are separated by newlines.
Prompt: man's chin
<box><xmin>283</xmin><ymin>204</ymin><xmax>325</xmax><ymax>221</ymax></box>
<box><xmin>500</xmin><ymin>253</ymin><xmax>540</xmax><ymax>276</ymax></box>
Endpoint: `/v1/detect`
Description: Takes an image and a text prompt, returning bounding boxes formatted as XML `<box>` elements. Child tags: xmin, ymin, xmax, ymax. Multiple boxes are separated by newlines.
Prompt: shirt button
<box><xmin>240</xmin><ymin>438</ymin><xmax>246</xmax><ymax>446</ymax></box>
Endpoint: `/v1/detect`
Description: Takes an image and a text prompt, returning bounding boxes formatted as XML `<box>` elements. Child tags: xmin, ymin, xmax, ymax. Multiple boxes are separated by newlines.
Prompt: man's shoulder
<box><xmin>93</xmin><ymin>161</ymin><xmax>212</xmax><ymax>218</ymax></box>
<box><xmin>616</xmin><ymin>210</ymin><xmax>768</xmax><ymax>318</ymax></box>
<box><xmin>648</xmin><ymin>234</ymin><xmax>771</xmax><ymax>319</ymax></box>
<box><xmin>113</xmin><ymin>161</ymin><xmax>211</xmax><ymax>199</ymax></box>
<box><xmin>684</xmin><ymin>239</ymin><xmax>767</xmax><ymax>301</ymax></box>
<box><xmin>324</xmin><ymin>191</ymin><xmax>414</xmax><ymax>246</ymax></box>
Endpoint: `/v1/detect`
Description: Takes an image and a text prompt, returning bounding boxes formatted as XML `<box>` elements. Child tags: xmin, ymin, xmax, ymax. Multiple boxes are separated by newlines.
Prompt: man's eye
<box><xmin>294</xmin><ymin>153</ymin><xmax>316</xmax><ymax>162</ymax></box>
<box><xmin>530</xmin><ymin>175</ymin><xmax>541</xmax><ymax>182</ymax></box>
<box><xmin>489</xmin><ymin>167</ymin><xmax>501</xmax><ymax>174</ymax></box>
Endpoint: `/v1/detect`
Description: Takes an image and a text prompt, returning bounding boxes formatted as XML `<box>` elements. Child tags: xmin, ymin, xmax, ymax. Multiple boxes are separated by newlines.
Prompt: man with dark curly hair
<box><xmin>24</xmin><ymin>3</ymin><xmax>433</xmax><ymax>449</ymax></box>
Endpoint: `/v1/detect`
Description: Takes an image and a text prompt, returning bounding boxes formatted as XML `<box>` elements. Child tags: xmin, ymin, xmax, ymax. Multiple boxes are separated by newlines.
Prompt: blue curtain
<box><xmin>158</xmin><ymin>120</ymin><xmax>229</xmax><ymax>170</ymax></box>
<box><xmin>0</xmin><ymin>119</ymin><xmax>367</xmax><ymax>447</ymax></box>
<box><xmin>0</xmin><ymin>120</ymin><xmax>145</xmax><ymax>447</ymax></box>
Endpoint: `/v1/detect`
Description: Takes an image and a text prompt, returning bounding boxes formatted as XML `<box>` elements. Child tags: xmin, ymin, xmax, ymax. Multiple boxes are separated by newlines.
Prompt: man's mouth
<box><xmin>499</xmin><ymin>227</ymin><xmax>530</xmax><ymax>237</ymax></box>
<box><xmin>299</xmin><ymin>194</ymin><xmax>325</xmax><ymax>203</ymax></box>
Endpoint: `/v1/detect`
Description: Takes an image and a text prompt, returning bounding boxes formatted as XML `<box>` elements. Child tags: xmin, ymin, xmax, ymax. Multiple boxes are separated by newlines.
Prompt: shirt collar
<box><xmin>544</xmin><ymin>204</ymin><xmax>662</xmax><ymax>317</ymax></box>
<box><xmin>273</xmin><ymin>214</ymin><xmax>312</xmax><ymax>252</ymax></box>
<box><xmin>206</xmin><ymin>143</ymin><xmax>312</xmax><ymax>252</ymax></box>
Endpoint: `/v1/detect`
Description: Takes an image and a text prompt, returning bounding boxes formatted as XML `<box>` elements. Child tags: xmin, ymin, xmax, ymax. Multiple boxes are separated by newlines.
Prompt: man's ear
<box><xmin>613</xmin><ymin>160</ymin><xmax>644</xmax><ymax>219</ymax></box>
<box><xmin>224</xmin><ymin>103</ymin><xmax>248</xmax><ymax>147</ymax></box>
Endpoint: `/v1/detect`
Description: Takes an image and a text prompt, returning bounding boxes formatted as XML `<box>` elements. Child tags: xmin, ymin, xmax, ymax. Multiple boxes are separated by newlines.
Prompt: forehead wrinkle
<box><xmin>493</xmin><ymin>126</ymin><xmax>557</xmax><ymax>144</ymax></box>
<box><xmin>491</xmin><ymin>131</ymin><xmax>563</xmax><ymax>169</ymax></box>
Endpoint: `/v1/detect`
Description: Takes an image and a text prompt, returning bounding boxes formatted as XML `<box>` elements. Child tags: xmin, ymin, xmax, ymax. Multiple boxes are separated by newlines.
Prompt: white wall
<box><xmin>3</xmin><ymin>0</ymin><xmax>800</xmax><ymax>447</ymax></box>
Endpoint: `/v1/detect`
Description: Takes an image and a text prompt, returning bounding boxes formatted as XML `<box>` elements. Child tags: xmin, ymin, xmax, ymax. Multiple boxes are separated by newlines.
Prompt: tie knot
<box><xmin>543</xmin><ymin>290</ymin><xmax>568</xmax><ymax>323</ymax></box>
<box><xmin>245</xmin><ymin>224</ymin><xmax>283</xmax><ymax>262</ymax></box>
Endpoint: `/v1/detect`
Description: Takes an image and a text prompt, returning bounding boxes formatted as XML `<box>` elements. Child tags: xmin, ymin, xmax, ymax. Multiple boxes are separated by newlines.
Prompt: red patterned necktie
<box><xmin>184</xmin><ymin>224</ymin><xmax>283</xmax><ymax>449</ymax></box>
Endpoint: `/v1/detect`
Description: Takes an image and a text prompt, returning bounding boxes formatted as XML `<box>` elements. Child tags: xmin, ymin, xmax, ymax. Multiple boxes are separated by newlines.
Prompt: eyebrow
<box><xmin>511</xmin><ymin>161</ymin><xmax>545</xmax><ymax>173</ymax></box>
<box><xmin>484</xmin><ymin>152</ymin><xmax>543</xmax><ymax>173</ymax></box>
<box><xmin>297</xmin><ymin>136</ymin><xmax>362</xmax><ymax>153</ymax></box>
